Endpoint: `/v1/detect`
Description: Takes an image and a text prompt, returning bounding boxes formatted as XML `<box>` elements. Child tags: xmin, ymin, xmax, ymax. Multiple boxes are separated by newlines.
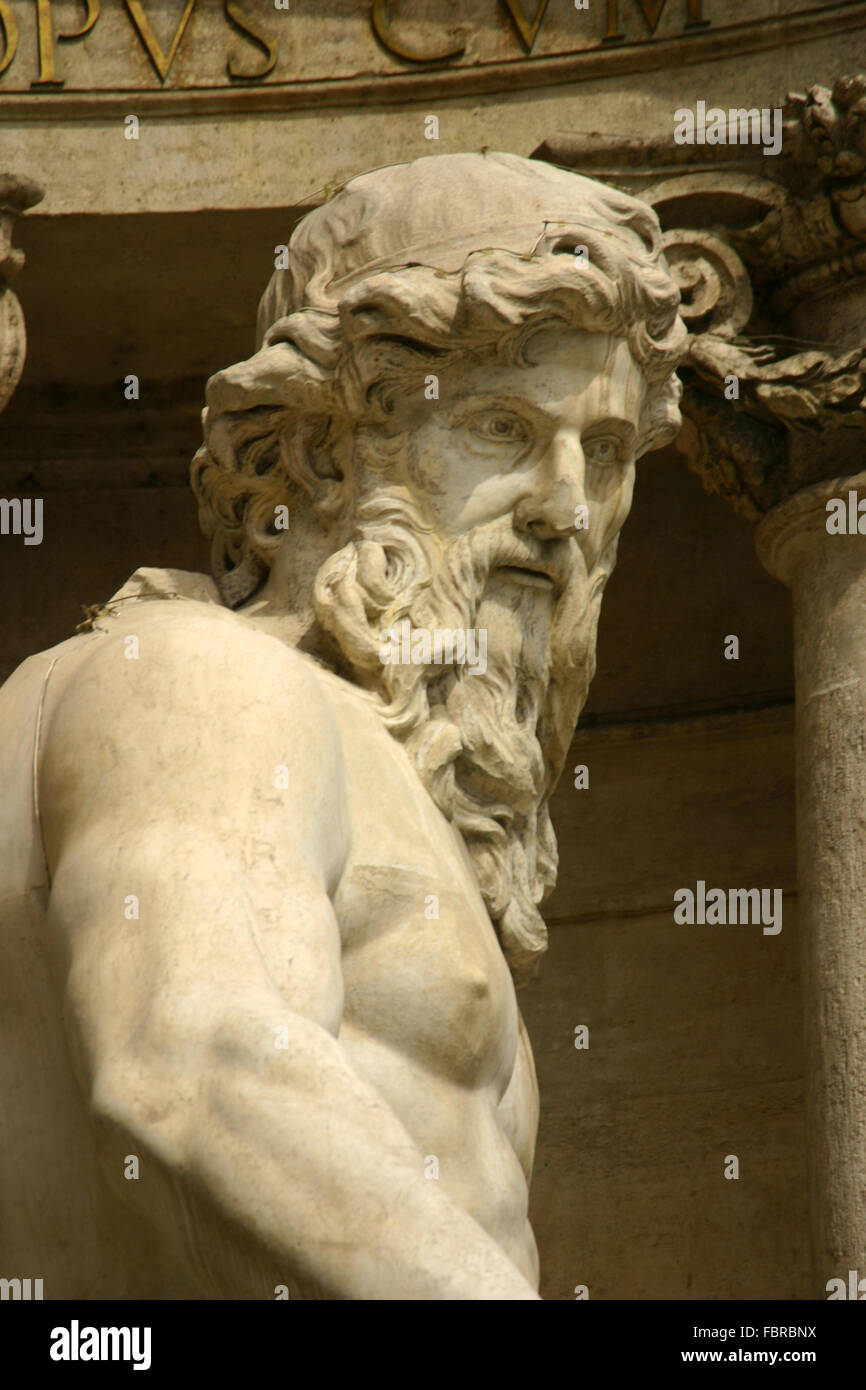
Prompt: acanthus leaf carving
<box><xmin>687</xmin><ymin>335</ymin><xmax>866</xmax><ymax>429</ymax></box>
<box><xmin>677</xmin><ymin>337</ymin><xmax>866</xmax><ymax>519</ymax></box>
<box><xmin>783</xmin><ymin>75</ymin><xmax>866</xmax><ymax>184</ymax></box>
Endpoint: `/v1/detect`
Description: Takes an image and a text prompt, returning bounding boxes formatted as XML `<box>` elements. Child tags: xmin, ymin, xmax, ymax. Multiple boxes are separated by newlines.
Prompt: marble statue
<box><xmin>0</xmin><ymin>152</ymin><xmax>685</xmax><ymax>1299</ymax></box>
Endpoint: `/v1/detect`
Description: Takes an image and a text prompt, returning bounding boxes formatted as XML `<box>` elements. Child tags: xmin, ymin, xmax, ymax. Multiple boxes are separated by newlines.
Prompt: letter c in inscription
<box><xmin>371</xmin><ymin>0</ymin><xmax>465</xmax><ymax>63</ymax></box>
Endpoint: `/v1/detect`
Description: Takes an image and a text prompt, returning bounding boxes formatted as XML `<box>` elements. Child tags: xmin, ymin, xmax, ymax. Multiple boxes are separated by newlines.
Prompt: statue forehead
<box><xmin>442</xmin><ymin>325</ymin><xmax>634</xmax><ymax>374</ymax></box>
<box><xmin>412</xmin><ymin>331</ymin><xmax>645</xmax><ymax>423</ymax></box>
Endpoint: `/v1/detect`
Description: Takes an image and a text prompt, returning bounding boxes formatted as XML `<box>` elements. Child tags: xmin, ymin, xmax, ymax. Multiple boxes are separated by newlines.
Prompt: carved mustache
<box><xmin>484</xmin><ymin>535</ymin><xmax>575</xmax><ymax>593</ymax></box>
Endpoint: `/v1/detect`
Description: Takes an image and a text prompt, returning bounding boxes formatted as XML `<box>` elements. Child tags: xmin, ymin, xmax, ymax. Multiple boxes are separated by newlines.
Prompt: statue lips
<box><xmin>496</xmin><ymin>565</ymin><xmax>554</xmax><ymax>590</ymax></box>
<box><xmin>490</xmin><ymin>540</ymin><xmax>570</xmax><ymax>593</ymax></box>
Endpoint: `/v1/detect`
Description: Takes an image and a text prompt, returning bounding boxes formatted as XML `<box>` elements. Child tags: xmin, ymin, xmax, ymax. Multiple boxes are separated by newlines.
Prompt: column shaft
<box><xmin>758</xmin><ymin>472</ymin><xmax>866</xmax><ymax>1291</ymax></box>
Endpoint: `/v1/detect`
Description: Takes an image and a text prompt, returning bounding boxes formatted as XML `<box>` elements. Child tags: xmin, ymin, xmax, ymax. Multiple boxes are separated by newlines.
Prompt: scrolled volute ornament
<box><xmin>661</xmin><ymin>228</ymin><xmax>753</xmax><ymax>341</ymax></box>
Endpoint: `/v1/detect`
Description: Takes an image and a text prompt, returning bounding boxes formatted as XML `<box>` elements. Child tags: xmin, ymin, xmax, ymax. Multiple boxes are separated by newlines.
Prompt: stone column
<box><xmin>0</xmin><ymin>173</ymin><xmax>44</xmax><ymax>415</ymax></box>
<box><xmin>757</xmin><ymin>469</ymin><xmax>866</xmax><ymax>1289</ymax></box>
<box><xmin>538</xmin><ymin>73</ymin><xmax>866</xmax><ymax>1295</ymax></box>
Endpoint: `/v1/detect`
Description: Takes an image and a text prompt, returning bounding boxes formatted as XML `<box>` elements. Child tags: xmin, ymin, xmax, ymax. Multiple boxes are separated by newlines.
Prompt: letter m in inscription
<box><xmin>605</xmin><ymin>0</ymin><xmax>710</xmax><ymax>41</ymax></box>
<box><xmin>504</xmin><ymin>0</ymin><xmax>710</xmax><ymax>52</ymax></box>
<box><xmin>502</xmin><ymin>1</ymin><xmax>550</xmax><ymax>52</ymax></box>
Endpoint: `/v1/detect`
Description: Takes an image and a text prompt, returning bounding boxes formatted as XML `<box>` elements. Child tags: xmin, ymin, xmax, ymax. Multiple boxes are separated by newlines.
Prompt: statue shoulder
<box><xmin>41</xmin><ymin>600</ymin><xmax>344</xmax><ymax>770</ymax></box>
<box><xmin>37</xmin><ymin>599</ymin><xmax>351</xmax><ymax>933</ymax></box>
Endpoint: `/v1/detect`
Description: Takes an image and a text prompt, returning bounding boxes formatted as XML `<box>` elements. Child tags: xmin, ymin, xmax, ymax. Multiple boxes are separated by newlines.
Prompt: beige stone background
<box><xmin>2</xmin><ymin>0</ymin><xmax>858</xmax><ymax>1298</ymax></box>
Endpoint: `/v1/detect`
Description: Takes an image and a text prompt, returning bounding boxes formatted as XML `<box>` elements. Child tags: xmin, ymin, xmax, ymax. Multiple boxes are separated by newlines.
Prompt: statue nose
<box><xmin>514</xmin><ymin>432</ymin><xmax>586</xmax><ymax>540</ymax></box>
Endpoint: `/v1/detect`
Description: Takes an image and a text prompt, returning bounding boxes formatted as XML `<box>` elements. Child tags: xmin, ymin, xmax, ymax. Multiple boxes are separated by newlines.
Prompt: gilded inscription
<box><xmin>0</xmin><ymin>0</ymin><xmax>713</xmax><ymax>92</ymax></box>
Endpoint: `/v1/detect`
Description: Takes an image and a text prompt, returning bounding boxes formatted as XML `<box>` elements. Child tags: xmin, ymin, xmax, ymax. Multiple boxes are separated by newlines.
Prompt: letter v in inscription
<box><xmin>503</xmin><ymin>0</ymin><xmax>550</xmax><ymax>53</ymax></box>
<box><xmin>125</xmin><ymin>0</ymin><xmax>197</xmax><ymax>82</ymax></box>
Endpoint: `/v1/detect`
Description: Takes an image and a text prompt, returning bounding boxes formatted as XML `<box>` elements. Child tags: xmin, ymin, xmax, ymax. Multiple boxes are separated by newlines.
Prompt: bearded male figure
<box><xmin>0</xmin><ymin>153</ymin><xmax>685</xmax><ymax>1300</ymax></box>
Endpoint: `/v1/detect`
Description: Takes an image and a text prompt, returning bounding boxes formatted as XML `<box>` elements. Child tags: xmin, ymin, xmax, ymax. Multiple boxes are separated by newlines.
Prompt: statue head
<box><xmin>191</xmin><ymin>152</ymin><xmax>686</xmax><ymax>983</ymax></box>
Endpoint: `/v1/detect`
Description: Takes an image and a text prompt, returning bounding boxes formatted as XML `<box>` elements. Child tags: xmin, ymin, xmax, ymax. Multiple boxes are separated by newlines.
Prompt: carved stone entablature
<box><xmin>0</xmin><ymin>173</ymin><xmax>44</xmax><ymax>416</ymax></box>
<box><xmin>534</xmin><ymin>75</ymin><xmax>866</xmax><ymax>520</ymax></box>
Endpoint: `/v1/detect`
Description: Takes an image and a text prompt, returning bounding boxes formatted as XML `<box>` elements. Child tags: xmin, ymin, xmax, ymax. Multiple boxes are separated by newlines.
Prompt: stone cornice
<box><xmin>1</xmin><ymin>4</ymin><xmax>862</xmax><ymax>121</ymax></box>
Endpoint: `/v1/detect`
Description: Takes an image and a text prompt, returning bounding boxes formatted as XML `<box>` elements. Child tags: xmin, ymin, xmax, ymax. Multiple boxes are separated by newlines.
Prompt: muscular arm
<box><xmin>39</xmin><ymin>611</ymin><xmax>538</xmax><ymax>1300</ymax></box>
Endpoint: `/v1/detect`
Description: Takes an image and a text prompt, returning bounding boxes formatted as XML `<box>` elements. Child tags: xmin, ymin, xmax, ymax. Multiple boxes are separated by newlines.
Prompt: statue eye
<box><xmin>470</xmin><ymin>413</ymin><xmax>528</xmax><ymax>444</ymax></box>
<box><xmin>584</xmin><ymin>435</ymin><xmax>624</xmax><ymax>466</ymax></box>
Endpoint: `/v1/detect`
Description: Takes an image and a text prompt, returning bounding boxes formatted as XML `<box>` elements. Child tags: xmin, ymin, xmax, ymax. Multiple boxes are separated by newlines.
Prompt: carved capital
<box><xmin>647</xmin><ymin>168</ymin><xmax>866</xmax><ymax>518</ymax></box>
<box><xmin>535</xmin><ymin>75</ymin><xmax>866</xmax><ymax>520</ymax></box>
<box><xmin>537</xmin><ymin>75</ymin><xmax>866</xmax><ymax>294</ymax></box>
<box><xmin>0</xmin><ymin>173</ymin><xmax>44</xmax><ymax>416</ymax></box>
<box><xmin>756</xmin><ymin>468</ymin><xmax>866</xmax><ymax>586</ymax></box>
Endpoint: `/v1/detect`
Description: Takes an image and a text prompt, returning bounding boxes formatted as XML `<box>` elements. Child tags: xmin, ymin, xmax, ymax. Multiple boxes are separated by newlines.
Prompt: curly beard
<box><xmin>310</xmin><ymin>440</ymin><xmax>617</xmax><ymax>985</ymax></box>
